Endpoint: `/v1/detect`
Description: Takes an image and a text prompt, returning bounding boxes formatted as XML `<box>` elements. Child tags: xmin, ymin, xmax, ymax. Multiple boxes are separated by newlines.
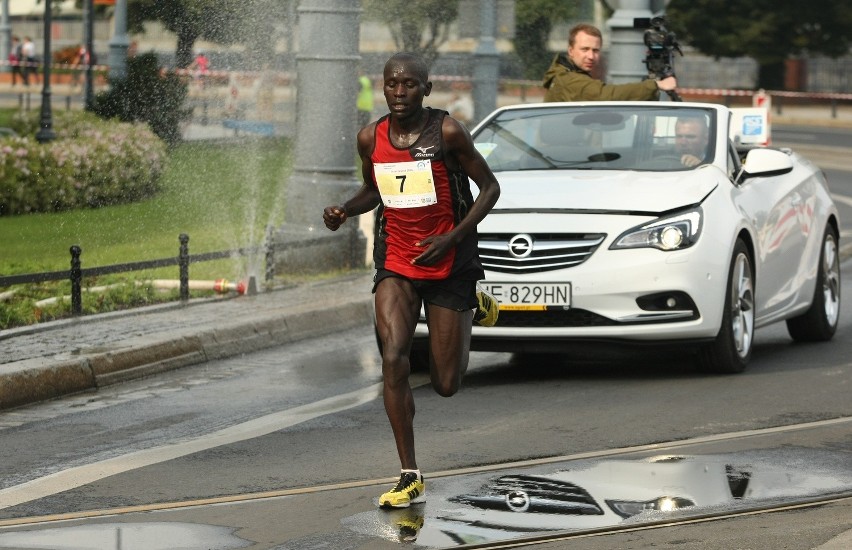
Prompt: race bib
<box><xmin>374</xmin><ymin>160</ymin><xmax>437</xmax><ymax>208</ymax></box>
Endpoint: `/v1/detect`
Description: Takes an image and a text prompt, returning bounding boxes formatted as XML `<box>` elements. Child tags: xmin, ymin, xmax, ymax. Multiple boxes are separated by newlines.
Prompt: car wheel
<box><xmin>373</xmin><ymin>327</ymin><xmax>430</xmax><ymax>372</ymax></box>
<box><xmin>786</xmin><ymin>226</ymin><xmax>840</xmax><ymax>342</ymax></box>
<box><xmin>698</xmin><ymin>239</ymin><xmax>754</xmax><ymax>374</ymax></box>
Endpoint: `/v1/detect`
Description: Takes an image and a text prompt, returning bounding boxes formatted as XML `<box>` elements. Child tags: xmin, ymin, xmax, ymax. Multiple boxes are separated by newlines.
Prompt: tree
<box><xmin>666</xmin><ymin>0</ymin><xmax>852</xmax><ymax>90</ymax></box>
<box><xmin>126</xmin><ymin>0</ymin><xmax>294</xmax><ymax>70</ymax></box>
<box><xmin>128</xmin><ymin>0</ymin><xmax>247</xmax><ymax>68</ymax></box>
<box><xmin>92</xmin><ymin>53</ymin><xmax>191</xmax><ymax>146</ymax></box>
<box><xmin>513</xmin><ymin>0</ymin><xmax>577</xmax><ymax>80</ymax></box>
<box><xmin>362</xmin><ymin>0</ymin><xmax>459</xmax><ymax>68</ymax></box>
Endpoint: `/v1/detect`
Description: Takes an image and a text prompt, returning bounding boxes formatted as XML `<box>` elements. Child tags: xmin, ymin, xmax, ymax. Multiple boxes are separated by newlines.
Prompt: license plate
<box><xmin>481</xmin><ymin>282</ymin><xmax>571</xmax><ymax>311</ymax></box>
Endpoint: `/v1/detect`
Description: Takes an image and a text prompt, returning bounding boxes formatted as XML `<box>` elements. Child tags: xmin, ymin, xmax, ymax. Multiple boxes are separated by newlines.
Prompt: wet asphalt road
<box><xmin>0</xmin><ymin>257</ymin><xmax>851</xmax><ymax>548</ymax></box>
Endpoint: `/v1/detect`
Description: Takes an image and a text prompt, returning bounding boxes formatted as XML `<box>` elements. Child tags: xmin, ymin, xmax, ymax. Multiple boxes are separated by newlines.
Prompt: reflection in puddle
<box><xmin>0</xmin><ymin>521</ymin><xmax>250</xmax><ymax>550</ymax></box>
<box><xmin>344</xmin><ymin>450</ymin><xmax>852</xmax><ymax>546</ymax></box>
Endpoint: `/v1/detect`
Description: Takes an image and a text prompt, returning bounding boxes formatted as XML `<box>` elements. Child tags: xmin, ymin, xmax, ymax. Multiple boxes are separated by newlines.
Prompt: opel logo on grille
<box><xmin>505</xmin><ymin>489</ymin><xmax>531</xmax><ymax>512</ymax></box>
<box><xmin>508</xmin><ymin>234</ymin><xmax>534</xmax><ymax>258</ymax></box>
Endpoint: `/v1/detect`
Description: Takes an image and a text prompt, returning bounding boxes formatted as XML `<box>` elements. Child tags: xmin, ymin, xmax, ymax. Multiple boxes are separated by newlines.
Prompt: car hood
<box><xmin>489</xmin><ymin>168</ymin><xmax>720</xmax><ymax>213</ymax></box>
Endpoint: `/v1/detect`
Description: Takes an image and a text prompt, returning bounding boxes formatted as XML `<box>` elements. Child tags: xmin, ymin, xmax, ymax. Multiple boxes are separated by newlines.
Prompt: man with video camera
<box><xmin>543</xmin><ymin>23</ymin><xmax>678</xmax><ymax>102</ymax></box>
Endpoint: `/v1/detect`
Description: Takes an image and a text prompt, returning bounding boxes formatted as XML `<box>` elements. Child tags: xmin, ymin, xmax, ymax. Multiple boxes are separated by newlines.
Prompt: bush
<box><xmin>91</xmin><ymin>53</ymin><xmax>191</xmax><ymax>147</ymax></box>
<box><xmin>0</xmin><ymin>110</ymin><xmax>167</xmax><ymax>216</ymax></box>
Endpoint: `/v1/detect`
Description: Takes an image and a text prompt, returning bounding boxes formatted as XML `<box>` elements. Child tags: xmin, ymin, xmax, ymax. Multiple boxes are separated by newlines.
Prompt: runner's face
<box><xmin>383</xmin><ymin>61</ymin><xmax>431</xmax><ymax>119</ymax></box>
<box><xmin>568</xmin><ymin>31</ymin><xmax>602</xmax><ymax>73</ymax></box>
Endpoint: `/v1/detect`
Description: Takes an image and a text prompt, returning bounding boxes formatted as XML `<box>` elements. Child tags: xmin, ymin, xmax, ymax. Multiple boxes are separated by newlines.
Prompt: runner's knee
<box><xmin>431</xmin><ymin>367</ymin><xmax>461</xmax><ymax>397</ymax></box>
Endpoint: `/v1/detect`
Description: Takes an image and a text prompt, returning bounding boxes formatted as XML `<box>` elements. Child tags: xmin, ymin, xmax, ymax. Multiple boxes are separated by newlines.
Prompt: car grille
<box><xmin>450</xmin><ymin>474</ymin><xmax>603</xmax><ymax>515</ymax></box>
<box><xmin>479</xmin><ymin>233</ymin><xmax>606</xmax><ymax>274</ymax></box>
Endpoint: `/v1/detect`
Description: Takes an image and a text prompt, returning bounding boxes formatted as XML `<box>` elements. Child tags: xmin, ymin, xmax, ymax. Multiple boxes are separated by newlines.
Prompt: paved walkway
<box><xmin>0</xmin><ymin>273</ymin><xmax>375</xmax><ymax>410</ymax></box>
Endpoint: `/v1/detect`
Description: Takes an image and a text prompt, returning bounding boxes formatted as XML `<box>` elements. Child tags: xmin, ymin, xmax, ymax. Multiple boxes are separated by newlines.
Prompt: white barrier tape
<box><xmin>0</xmin><ymin>58</ymin><xmax>109</xmax><ymax>72</ymax></box>
<box><xmin>2</xmin><ymin>59</ymin><xmax>849</xmax><ymax>101</ymax></box>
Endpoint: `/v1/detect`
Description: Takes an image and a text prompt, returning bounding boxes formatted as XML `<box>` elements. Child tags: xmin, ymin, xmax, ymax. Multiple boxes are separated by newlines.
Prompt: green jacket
<box><xmin>542</xmin><ymin>54</ymin><xmax>659</xmax><ymax>102</ymax></box>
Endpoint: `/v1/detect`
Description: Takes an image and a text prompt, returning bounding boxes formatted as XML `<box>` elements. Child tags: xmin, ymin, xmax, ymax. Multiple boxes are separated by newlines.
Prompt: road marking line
<box><xmin>0</xmin><ymin>414</ymin><xmax>848</xmax><ymax>527</ymax></box>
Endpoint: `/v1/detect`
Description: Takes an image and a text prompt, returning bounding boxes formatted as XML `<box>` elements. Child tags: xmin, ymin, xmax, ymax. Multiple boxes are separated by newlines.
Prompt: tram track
<box><xmin>1</xmin><ymin>415</ymin><xmax>850</xmax><ymax>550</ymax></box>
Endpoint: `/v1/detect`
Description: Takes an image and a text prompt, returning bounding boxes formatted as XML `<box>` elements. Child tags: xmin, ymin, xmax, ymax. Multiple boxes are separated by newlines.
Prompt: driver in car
<box><xmin>675</xmin><ymin>116</ymin><xmax>709</xmax><ymax>167</ymax></box>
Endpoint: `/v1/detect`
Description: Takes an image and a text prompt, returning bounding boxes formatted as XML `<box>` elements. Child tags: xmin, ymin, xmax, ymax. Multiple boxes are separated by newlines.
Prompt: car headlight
<box><xmin>606</xmin><ymin>496</ymin><xmax>696</xmax><ymax>519</ymax></box>
<box><xmin>610</xmin><ymin>208</ymin><xmax>702</xmax><ymax>251</ymax></box>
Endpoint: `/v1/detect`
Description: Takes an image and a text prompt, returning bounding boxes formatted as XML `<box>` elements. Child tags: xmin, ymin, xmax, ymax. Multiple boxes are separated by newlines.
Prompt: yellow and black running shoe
<box><xmin>474</xmin><ymin>283</ymin><xmax>499</xmax><ymax>327</ymax></box>
<box><xmin>379</xmin><ymin>471</ymin><xmax>425</xmax><ymax>509</ymax></box>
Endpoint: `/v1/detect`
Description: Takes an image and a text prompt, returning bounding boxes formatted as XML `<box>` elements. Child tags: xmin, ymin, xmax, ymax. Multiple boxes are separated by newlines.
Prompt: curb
<box><xmin>0</xmin><ymin>295</ymin><xmax>374</xmax><ymax>411</ymax></box>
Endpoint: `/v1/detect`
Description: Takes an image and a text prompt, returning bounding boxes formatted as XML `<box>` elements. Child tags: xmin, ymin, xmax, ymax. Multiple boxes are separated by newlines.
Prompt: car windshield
<box><xmin>473</xmin><ymin>106</ymin><xmax>716</xmax><ymax>172</ymax></box>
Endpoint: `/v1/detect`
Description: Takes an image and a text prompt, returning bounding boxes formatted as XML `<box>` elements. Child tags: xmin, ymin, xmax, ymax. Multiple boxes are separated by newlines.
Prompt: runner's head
<box><xmin>383</xmin><ymin>52</ymin><xmax>432</xmax><ymax>119</ymax></box>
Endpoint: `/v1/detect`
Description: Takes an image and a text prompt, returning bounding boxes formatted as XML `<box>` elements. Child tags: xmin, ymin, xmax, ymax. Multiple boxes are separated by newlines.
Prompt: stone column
<box><xmin>272</xmin><ymin>0</ymin><xmax>366</xmax><ymax>274</ymax></box>
<box><xmin>0</xmin><ymin>0</ymin><xmax>10</xmax><ymax>72</ymax></box>
<box><xmin>605</xmin><ymin>0</ymin><xmax>652</xmax><ymax>85</ymax></box>
<box><xmin>108</xmin><ymin>0</ymin><xmax>129</xmax><ymax>80</ymax></box>
<box><xmin>472</xmin><ymin>0</ymin><xmax>499</xmax><ymax>125</ymax></box>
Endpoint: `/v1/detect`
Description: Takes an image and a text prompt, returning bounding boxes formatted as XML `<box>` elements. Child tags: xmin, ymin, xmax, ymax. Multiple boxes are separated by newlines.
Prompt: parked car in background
<box><xmin>399</xmin><ymin>102</ymin><xmax>840</xmax><ymax>373</ymax></box>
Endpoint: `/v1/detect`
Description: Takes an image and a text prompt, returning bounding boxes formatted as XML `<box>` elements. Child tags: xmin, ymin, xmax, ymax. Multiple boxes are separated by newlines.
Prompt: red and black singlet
<box><xmin>370</xmin><ymin>108</ymin><xmax>483</xmax><ymax>281</ymax></box>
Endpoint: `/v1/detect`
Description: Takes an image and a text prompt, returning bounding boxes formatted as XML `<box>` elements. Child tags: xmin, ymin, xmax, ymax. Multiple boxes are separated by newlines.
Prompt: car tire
<box><xmin>786</xmin><ymin>226</ymin><xmax>840</xmax><ymax>342</ymax></box>
<box><xmin>698</xmin><ymin>239</ymin><xmax>754</xmax><ymax>374</ymax></box>
<box><xmin>373</xmin><ymin>328</ymin><xmax>430</xmax><ymax>372</ymax></box>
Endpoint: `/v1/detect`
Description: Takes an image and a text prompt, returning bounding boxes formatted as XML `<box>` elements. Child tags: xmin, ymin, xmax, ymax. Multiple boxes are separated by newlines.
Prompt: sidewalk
<box><xmin>0</xmin><ymin>272</ymin><xmax>375</xmax><ymax>411</ymax></box>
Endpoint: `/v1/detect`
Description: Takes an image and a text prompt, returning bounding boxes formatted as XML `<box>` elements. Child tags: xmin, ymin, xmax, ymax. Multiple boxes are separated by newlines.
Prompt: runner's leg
<box><xmin>374</xmin><ymin>277</ymin><xmax>422</xmax><ymax>470</ymax></box>
<box><xmin>425</xmin><ymin>304</ymin><xmax>474</xmax><ymax>397</ymax></box>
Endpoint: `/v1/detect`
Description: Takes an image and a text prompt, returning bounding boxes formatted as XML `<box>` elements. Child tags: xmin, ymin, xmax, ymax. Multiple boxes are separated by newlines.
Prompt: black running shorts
<box><xmin>373</xmin><ymin>269</ymin><xmax>478</xmax><ymax>312</ymax></box>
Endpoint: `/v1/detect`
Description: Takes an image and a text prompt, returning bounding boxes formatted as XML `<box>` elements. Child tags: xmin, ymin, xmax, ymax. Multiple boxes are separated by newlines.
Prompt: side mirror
<box><xmin>736</xmin><ymin>148</ymin><xmax>793</xmax><ymax>183</ymax></box>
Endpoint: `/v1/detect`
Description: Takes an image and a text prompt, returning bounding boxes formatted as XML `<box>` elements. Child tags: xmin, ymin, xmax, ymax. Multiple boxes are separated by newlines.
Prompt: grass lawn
<box><xmin>1</xmin><ymin>138</ymin><xmax>292</xmax><ymax>280</ymax></box>
<box><xmin>0</xmin><ymin>135</ymin><xmax>299</xmax><ymax>328</ymax></box>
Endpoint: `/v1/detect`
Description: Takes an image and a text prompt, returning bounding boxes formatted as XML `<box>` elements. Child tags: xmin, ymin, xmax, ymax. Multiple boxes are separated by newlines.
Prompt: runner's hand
<box><xmin>323</xmin><ymin>206</ymin><xmax>347</xmax><ymax>231</ymax></box>
<box><xmin>412</xmin><ymin>234</ymin><xmax>454</xmax><ymax>266</ymax></box>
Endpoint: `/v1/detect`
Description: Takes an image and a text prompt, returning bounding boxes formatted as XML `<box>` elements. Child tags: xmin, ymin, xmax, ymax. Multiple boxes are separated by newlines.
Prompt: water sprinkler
<box><xmin>246</xmin><ymin>275</ymin><xmax>258</xmax><ymax>295</ymax></box>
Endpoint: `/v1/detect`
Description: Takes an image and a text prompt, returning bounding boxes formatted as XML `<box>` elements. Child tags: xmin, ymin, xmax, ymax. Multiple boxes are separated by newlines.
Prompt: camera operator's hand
<box><xmin>656</xmin><ymin>76</ymin><xmax>677</xmax><ymax>91</ymax></box>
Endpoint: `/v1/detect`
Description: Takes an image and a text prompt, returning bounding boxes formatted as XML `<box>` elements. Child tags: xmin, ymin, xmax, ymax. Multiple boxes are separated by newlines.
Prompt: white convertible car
<box><xmin>401</xmin><ymin>102</ymin><xmax>840</xmax><ymax>373</ymax></box>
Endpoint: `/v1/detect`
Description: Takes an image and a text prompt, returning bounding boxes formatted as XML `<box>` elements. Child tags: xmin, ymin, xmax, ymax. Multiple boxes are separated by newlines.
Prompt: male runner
<box><xmin>323</xmin><ymin>52</ymin><xmax>500</xmax><ymax>509</ymax></box>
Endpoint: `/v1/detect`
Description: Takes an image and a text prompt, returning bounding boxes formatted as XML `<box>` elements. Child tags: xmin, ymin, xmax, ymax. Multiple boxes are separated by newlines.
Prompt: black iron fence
<box><xmin>0</xmin><ymin>232</ymin><xmax>275</xmax><ymax>316</ymax></box>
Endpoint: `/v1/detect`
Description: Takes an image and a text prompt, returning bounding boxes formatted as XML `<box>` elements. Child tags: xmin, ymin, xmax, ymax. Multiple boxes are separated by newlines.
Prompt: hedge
<box><xmin>0</xmin><ymin>110</ymin><xmax>168</xmax><ymax>216</ymax></box>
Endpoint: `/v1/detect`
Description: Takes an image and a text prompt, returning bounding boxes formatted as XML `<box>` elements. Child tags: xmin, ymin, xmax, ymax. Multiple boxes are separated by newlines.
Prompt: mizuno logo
<box><xmin>414</xmin><ymin>145</ymin><xmax>435</xmax><ymax>158</ymax></box>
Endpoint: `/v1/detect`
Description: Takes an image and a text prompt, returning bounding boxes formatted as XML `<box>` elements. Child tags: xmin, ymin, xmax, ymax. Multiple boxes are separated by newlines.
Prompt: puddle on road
<box><xmin>343</xmin><ymin>447</ymin><xmax>852</xmax><ymax>547</ymax></box>
<box><xmin>0</xmin><ymin>448</ymin><xmax>848</xmax><ymax>549</ymax></box>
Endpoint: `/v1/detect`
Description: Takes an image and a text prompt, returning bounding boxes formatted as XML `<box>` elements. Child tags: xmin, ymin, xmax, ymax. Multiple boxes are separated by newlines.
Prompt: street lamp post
<box><xmin>35</xmin><ymin>0</ymin><xmax>55</xmax><ymax>143</ymax></box>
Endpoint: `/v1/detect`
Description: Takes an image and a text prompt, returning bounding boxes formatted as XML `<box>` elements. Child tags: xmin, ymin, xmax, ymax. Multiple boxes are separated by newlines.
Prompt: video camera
<box><xmin>634</xmin><ymin>16</ymin><xmax>683</xmax><ymax>101</ymax></box>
